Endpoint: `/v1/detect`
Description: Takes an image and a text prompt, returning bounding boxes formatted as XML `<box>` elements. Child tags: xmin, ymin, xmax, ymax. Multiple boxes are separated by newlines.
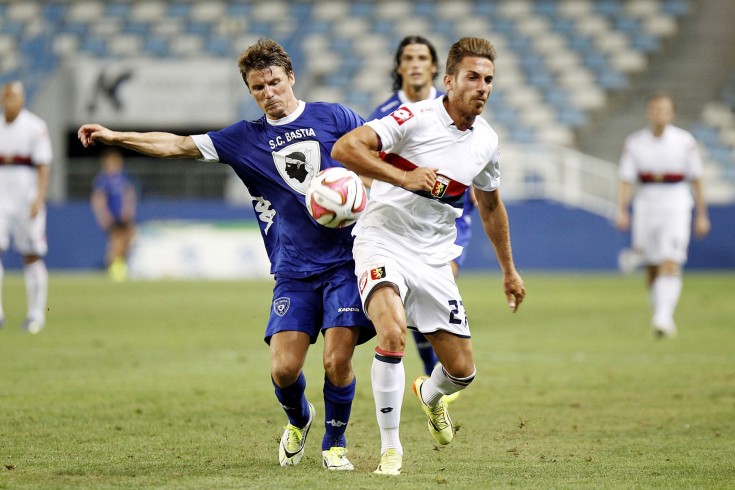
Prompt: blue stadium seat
<box><xmin>662</xmin><ymin>0</ymin><xmax>690</xmax><ymax>16</ymax></box>
<box><xmin>80</xmin><ymin>37</ymin><xmax>108</xmax><ymax>58</ymax></box>
<box><xmin>595</xmin><ymin>0</ymin><xmax>622</xmax><ymax>17</ymax></box>
<box><xmin>1</xmin><ymin>21</ymin><xmax>26</xmax><ymax>37</ymax></box>
<box><xmin>123</xmin><ymin>21</ymin><xmax>150</xmax><ymax>36</ymax></box>
<box><xmin>142</xmin><ymin>37</ymin><xmax>170</xmax><ymax>57</ymax></box>
<box><xmin>42</xmin><ymin>3</ymin><xmax>68</xmax><ymax>23</ymax></box>
<box><xmin>167</xmin><ymin>2</ymin><xmax>191</xmax><ymax>18</ymax></box>
<box><xmin>105</xmin><ymin>3</ymin><xmax>131</xmax><ymax>19</ymax></box>
<box><xmin>206</xmin><ymin>37</ymin><xmax>231</xmax><ymax>58</ymax></box>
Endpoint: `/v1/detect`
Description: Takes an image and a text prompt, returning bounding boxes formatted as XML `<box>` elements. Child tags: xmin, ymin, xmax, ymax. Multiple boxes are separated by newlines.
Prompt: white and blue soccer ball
<box><xmin>306</xmin><ymin>167</ymin><xmax>367</xmax><ymax>228</ymax></box>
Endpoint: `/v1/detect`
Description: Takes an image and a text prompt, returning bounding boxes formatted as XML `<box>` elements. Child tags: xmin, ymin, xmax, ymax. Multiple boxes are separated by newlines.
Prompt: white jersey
<box><xmin>619</xmin><ymin>124</ymin><xmax>702</xmax><ymax>212</ymax></box>
<box><xmin>0</xmin><ymin>108</ymin><xmax>52</xmax><ymax>208</ymax></box>
<box><xmin>356</xmin><ymin>96</ymin><xmax>500</xmax><ymax>264</ymax></box>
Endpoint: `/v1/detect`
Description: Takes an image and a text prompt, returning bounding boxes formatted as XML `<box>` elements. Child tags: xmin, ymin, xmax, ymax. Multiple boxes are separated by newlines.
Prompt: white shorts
<box><xmin>632</xmin><ymin>206</ymin><xmax>690</xmax><ymax>265</ymax></box>
<box><xmin>353</xmin><ymin>237</ymin><xmax>470</xmax><ymax>338</ymax></box>
<box><xmin>0</xmin><ymin>203</ymin><xmax>48</xmax><ymax>256</ymax></box>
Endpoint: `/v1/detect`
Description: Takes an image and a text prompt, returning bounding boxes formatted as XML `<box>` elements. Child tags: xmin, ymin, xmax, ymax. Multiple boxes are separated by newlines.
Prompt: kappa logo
<box><xmin>370</xmin><ymin>266</ymin><xmax>386</xmax><ymax>280</ymax></box>
<box><xmin>432</xmin><ymin>175</ymin><xmax>450</xmax><ymax>198</ymax></box>
<box><xmin>391</xmin><ymin>107</ymin><xmax>414</xmax><ymax>125</ymax></box>
<box><xmin>326</xmin><ymin>419</ymin><xmax>347</xmax><ymax>427</ymax></box>
<box><xmin>273</xmin><ymin>297</ymin><xmax>290</xmax><ymax>317</ymax></box>
<box><xmin>271</xmin><ymin>140</ymin><xmax>322</xmax><ymax>195</ymax></box>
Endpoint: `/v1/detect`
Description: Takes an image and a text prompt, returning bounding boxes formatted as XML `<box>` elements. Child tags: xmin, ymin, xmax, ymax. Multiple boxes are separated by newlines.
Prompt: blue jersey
<box><xmin>194</xmin><ymin>101</ymin><xmax>365</xmax><ymax>279</ymax></box>
<box><xmin>367</xmin><ymin>89</ymin><xmax>475</xmax><ymax>264</ymax></box>
<box><xmin>92</xmin><ymin>171</ymin><xmax>134</xmax><ymax>221</ymax></box>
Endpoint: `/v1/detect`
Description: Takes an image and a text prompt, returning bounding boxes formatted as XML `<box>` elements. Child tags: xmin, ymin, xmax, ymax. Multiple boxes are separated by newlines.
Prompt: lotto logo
<box><xmin>391</xmin><ymin>107</ymin><xmax>414</xmax><ymax>125</ymax></box>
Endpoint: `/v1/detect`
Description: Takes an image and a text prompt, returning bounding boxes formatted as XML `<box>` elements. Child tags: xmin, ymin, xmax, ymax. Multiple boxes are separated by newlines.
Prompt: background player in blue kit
<box><xmin>370</xmin><ymin>35</ymin><xmax>476</xmax><ymax>381</ymax></box>
<box><xmin>91</xmin><ymin>148</ymin><xmax>136</xmax><ymax>282</ymax></box>
<box><xmin>78</xmin><ymin>38</ymin><xmax>374</xmax><ymax>471</ymax></box>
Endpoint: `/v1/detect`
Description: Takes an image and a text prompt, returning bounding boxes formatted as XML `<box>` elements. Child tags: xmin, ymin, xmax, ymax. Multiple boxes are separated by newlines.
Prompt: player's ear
<box><xmin>288</xmin><ymin>70</ymin><xmax>295</xmax><ymax>87</ymax></box>
<box><xmin>443</xmin><ymin>73</ymin><xmax>452</xmax><ymax>91</ymax></box>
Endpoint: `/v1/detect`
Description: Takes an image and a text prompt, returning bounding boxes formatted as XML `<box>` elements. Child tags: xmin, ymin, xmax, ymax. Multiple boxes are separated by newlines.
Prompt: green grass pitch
<box><xmin>1</xmin><ymin>272</ymin><xmax>733</xmax><ymax>489</ymax></box>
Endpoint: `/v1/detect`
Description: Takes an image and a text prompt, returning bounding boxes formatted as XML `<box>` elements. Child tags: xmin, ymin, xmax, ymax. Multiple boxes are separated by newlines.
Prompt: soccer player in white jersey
<box><xmin>333</xmin><ymin>37</ymin><xmax>525</xmax><ymax>476</ymax></box>
<box><xmin>79</xmin><ymin>38</ymin><xmax>375</xmax><ymax>471</ymax></box>
<box><xmin>616</xmin><ymin>93</ymin><xmax>710</xmax><ymax>338</ymax></box>
<box><xmin>0</xmin><ymin>81</ymin><xmax>51</xmax><ymax>334</ymax></box>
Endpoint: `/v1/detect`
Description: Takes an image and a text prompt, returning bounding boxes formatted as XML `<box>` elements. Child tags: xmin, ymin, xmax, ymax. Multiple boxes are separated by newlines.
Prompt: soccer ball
<box><xmin>306</xmin><ymin>167</ymin><xmax>367</xmax><ymax>228</ymax></box>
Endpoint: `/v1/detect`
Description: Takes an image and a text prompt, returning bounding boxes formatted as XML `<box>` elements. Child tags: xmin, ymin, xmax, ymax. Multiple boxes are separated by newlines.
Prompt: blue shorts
<box><xmin>264</xmin><ymin>262</ymin><xmax>375</xmax><ymax>345</ymax></box>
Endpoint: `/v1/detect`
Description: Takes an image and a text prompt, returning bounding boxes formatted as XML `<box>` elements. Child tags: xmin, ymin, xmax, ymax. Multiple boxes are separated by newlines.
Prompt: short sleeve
<box><xmin>191</xmin><ymin>134</ymin><xmax>219</xmax><ymax>162</ymax></box>
<box><xmin>473</xmin><ymin>145</ymin><xmax>501</xmax><ymax>191</ymax></box>
<box><xmin>31</xmin><ymin>121</ymin><xmax>52</xmax><ymax>166</ymax></box>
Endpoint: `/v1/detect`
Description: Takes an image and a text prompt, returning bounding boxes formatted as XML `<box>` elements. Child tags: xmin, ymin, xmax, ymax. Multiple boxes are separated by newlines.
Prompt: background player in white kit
<box><xmin>616</xmin><ymin>93</ymin><xmax>710</xmax><ymax>338</ymax></box>
<box><xmin>0</xmin><ymin>81</ymin><xmax>51</xmax><ymax>334</ymax></box>
<box><xmin>333</xmin><ymin>37</ymin><xmax>525</xmax><ymax>475</ymax></box>
<box><xmin>79</xmin><ymin>38</ymin><xmax>374</xmax><ymax>471</ymax></box>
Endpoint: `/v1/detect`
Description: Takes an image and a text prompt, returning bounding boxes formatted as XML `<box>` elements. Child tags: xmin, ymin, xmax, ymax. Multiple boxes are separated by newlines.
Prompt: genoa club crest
<box><xmin>432</xmin><ymin>175</ymin><xmax>450</xmax><ymax>198</ymax></box>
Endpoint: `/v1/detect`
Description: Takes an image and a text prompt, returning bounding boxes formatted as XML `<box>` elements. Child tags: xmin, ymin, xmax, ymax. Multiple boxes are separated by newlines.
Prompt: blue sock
<box><xmin>272</xmin><ymin>372</ymin><xmax>309</xmax><ymax>428</ymax></box>
<box><xmin>322</xmin><ymin>375</ymin><xmax>355</xmax><ymax>450</ymax></box>
<box><xmin>412</xmin><ymin>330</ymin><xmax>439</xmax><ymax>375</ymax></box>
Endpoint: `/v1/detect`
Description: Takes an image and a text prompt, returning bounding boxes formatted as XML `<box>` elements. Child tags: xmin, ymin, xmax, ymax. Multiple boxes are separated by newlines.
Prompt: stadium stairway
<box><xmin>577</xmin><ymin>0</ymin><xmax>735</xmax><ymax>162</ymax></box>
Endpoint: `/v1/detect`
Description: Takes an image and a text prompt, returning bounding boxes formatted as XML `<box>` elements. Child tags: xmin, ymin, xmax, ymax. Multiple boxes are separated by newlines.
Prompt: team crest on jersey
<box><xmin>273</xmin><ymin>297</ymin><xmax>290</xmax><ymax>316</ymax></box>
<box><xmin>432</xmin><ymin>175</ymin><xmax>450</xmax><ymax>198</ymax></box>
<box><xmin>370</xmin><ymin>266</ymin><xmax>386</xmax><ymax>280</ymax></box>
<box><xmin>391</xmin><ymin>107</ymin><xmax>414</xmax><ymax>125</ymax></box>
<box><xmin>272</xmin><ymin>141</ymin><xmax>322</xmax><ymax>194</ymax></box>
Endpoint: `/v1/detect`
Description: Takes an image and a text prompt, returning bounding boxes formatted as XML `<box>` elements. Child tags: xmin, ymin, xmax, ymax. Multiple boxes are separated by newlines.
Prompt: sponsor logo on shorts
<box><xmin>359</xmin><ymin>271</ymin><xmax>368</xmax><ymax>293</ymax></box>
<box><xmin>390</xmin><ymin>107</ymin><xmax>414</xmax><ymax>125</ymax></box>
<box><xmin>338</xmin><ymin>307</ymin><xmax>361</xmax><ymax>312</ymax></box>
<box><xmin>432</xmin><ymin>175</ymin><xmax>450</xmax><ymax>198</ymax></box>
<box><xmin>370</xmin><ymin>266</ymin><xmax>386</xmax><ymax>280</ymax></box>
<box><xmin>273</xmin><ymin>297</ymin><xmax>290</xmax><ymax>316</ymax></box>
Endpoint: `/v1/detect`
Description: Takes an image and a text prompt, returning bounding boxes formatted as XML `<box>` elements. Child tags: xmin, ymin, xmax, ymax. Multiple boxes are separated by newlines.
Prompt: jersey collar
<box><xmin>436</xmin><ymin>96</ymin><xmax>474</xmax><ymax>132</ymax></box>
<box><xmin>398</xmin><ymin>86</ymin><xmax>437</xmax><ymax>106</ymax></box>
<box><xmin>266</xmin><ymin>100</ymin><xmax>306</xmax><ymax>126</ymax></box>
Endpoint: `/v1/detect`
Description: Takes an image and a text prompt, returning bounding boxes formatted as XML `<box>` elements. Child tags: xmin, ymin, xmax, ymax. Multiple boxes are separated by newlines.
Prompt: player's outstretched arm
<box><xmin>476</xmin><ymin>187</ymin><xmax>525</xmax><ymax>312</ymax></box>
<box><xmin>77</xmin><ymin>124</ymin><xmax>202</xmax><ymax>159</ymax></box>
<box><xmin>332</xmin><ymin>126</ymin><xmax>436</xmax><ymax>192</ymax></box>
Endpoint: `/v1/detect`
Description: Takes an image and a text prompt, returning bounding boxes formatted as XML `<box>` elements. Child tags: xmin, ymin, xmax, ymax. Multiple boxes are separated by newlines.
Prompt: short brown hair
<box><xmin>238</xmin><ymin>38</ymin><xmax>293</xmax><ymax>86</ymax></box>
<box><xmin>445</xmin><ymin>37</ymin><xmax>497</xmax><ymax>76</ymax></box>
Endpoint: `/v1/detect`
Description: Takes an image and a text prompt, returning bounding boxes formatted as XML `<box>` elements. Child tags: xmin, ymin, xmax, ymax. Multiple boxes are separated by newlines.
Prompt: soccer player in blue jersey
<box><xmin>78</xmin><ymin>38</ymin><xmax>374</xmax><ymax>471</ymax></box>
<box><xmin>370</xmin><ymin>35</ymin><xmax>477</xmax><ymax>380</ymax></box>
<box><xmin>91</xmin><ymin>148</ymin><xmax>136</xmax><ymax>282</ymax></box>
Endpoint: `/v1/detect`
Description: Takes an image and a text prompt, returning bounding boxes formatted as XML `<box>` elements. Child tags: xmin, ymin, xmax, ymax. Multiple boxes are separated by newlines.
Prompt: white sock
<box><xmin>652</xmin><ymin>274</ymin><xmax>681</xmax><ymax>330</ymax></box>
<box><xmin>0</xmin><ymin>258</ymin><xmax>4</xmax><ymax>319</ymax></box>
<box><xmin>371</xmin><ymin>355</ymin><xmax>404</xmax><ymax>455</ymax></box>
<box><xmin>421</xmin><ymin>363</ymin><xmax>476</xmax><ymax>407</ymax></box>
<box><xmin>24</xmin><ymin>260</ymin><xmax>48</xmax><ymax>324</ymax></box>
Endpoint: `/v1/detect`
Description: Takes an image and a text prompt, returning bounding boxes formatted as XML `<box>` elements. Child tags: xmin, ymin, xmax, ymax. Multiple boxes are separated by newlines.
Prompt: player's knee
<box><xmin>444</xmin><ymin>364</ymin><xmax>476</xmax><ymax>387</ymax></box>
<box><xmin>270</xmin><ymin>364</ymin><xmax>302</xmax><ymax>388</ymax></box>
<box><xmin>323</xmin><ymin>350</ymin><xmax>353</xmax><ymax>378</ymax></box>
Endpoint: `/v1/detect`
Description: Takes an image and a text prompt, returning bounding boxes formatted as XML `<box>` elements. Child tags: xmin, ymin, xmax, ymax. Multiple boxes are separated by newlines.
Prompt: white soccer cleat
<box><xmin>322</xmin><ymin>446</ymin><xmax>354</xmax><ymax>471</ymax></box>
<box><xmin>278</xmin><ymin>402</ymin><xmax>315</xmax><ymax>467</ymax></box>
